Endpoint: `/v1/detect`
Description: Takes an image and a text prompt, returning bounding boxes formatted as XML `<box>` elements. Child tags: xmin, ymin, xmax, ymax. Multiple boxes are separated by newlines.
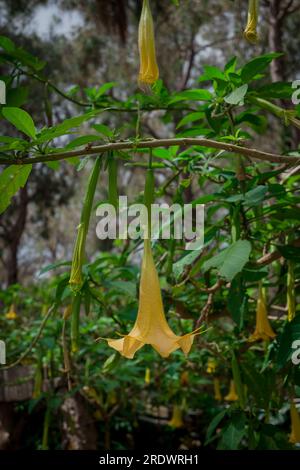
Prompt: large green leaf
<box><xmin>241</xmin><ymin>53</ymin><xmax>282</xmax><ymax>83</ymax></box>
<box><xmin>218</xmin><ymin>412</ymin><xmax>246</xmax><ymax>450</ymax></box>
<box><xmin>2</xmin><ymin>107</ymin><xmax>36</xmax><ymax>139</ymax></box>
<box><xmin>203</xmin><ymin>240</ymin><xmax>252</xmax><ymax>281</ymax></box>
<box><xmin>224</xmin><ymin>84</ymin><xmax>248</xmax><ymax>106</ymax></box>
<box><xmin>0</xmin><ymin>164</ymin><xmax>32</xmax><ymax>214</ymax></box>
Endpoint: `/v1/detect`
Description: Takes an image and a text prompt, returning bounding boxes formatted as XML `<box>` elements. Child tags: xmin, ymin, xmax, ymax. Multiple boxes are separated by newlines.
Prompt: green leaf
<box><xmin>169</xmin><ymin>89</ymin><xmax>212</xmax><ymax>104</ymax></box>
<box><xmin>241</xmin><ymin>53</ymin><xmax>282</xmax><ymax>83</ymax></box>
<box><xmin>243</xmin><ymin>185</ymin><xmax>268</xmax><ymax>206</ymax></box>
<box><xmin>176</xmin><ymin>112</ymin><xmax>204</xmax><ymax>129</ymax></box>
<box><xmin>2</xmin><ymin>107</ymin><xmax>36</xmax><ymax>139</ymax></box>
<box><xmin>173</xmin><ymin>250</ymin><xmax>201</xmax><ymax>280</ymax></box>
<box><xmin>203</xmin><ymin>240</ymin><xmax>252</xmax><ymax>281</ymax></box>
<box><xmin>227</xmin><ymin>276</ymin><xmax>247</xmax><ymax>329</ymax></box>
<box><xmin>218</xmin><ymin>412</ymin><xmax>246</xmax><ymax>450</ymax></box>
<box><xmin>0</xmin><ymin>164</ymin><xmax>32</xmax><ymax>214</ymax></box>
<box><xmin>66</xmin><ymin>135</ymin><xmax>102</xmax><ymax>150</ymax></box>
<box><xmin>206</xmin><ymin>409</ymin><xmax>228</xmax><ymax>442</ymax></box>
<box><xmin>256</xmin><ymin>82</ymin><xmax>293</xmax><ymax>100</ymax></box>
<box><xmin>224</xmin><ymin>85</ymin><xmax>248</xmax><ymax>106</ymax></box>
<box><xmin>199</xmin><ymin>65</ymin><xmax>225</xmax><ymax>82</ymax></box>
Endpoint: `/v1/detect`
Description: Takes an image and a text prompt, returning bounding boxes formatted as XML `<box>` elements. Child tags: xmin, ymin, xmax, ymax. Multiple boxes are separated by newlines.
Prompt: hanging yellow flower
<box><xmin>145</xmin><ymin>367</ymin><xmax>151</xmax><ymax>384</ymax></box>
<box><xmin>249</xmin><ymin>285</ymin><xmax>276</xmax><ymax>342</ymax></box>
<box><xmin>213</xmin><ymin>378</ymin><xmax>222</xmax><ymax>401</ymax></box>
<box><xmin>106</xmin><ymin>239</ymin><xmax>200</xmax><ymax>359</ymax></box>
<box><xmin>207</xmin><ymin>358</ymin><xmax>217</xmax><ymax>374</ymax></box>
<box><xmin>225</xmin><ymin>380</ymin><xmax>239</xmax><ymax>401</ymax></box>
<box><xmin>290</xmin><ymin>402</ymin><xmax>300</xmax><ymax>444</ymax></box>
<box><xmin>138</xmin><ymin>0</ymin><xmax>159</xmax><ymax>89</ymax></box>
<box><xmin>244</xmin><ymin>0</ymin><xmax>259</xmax><ymax>44</ymax></box>
<box><xmin>5</xmin><ymin>304</ymin><xmax>17</xmax><ymax>320</ymax></box>
<box><xmin>168</xmin><ymin>405</ymin><xmax>183</xmax><ymax>428</ymax></box>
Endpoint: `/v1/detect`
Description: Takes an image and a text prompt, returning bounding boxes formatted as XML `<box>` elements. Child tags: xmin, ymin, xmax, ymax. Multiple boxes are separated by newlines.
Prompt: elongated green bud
<box><xmin>69</xmin><ymin>157</ymin><xmax>101</xmax><ymax>292</ymax></box>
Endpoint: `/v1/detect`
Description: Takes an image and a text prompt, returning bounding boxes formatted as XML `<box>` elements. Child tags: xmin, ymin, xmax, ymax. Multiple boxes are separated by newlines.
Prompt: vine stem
<box><xmin>2</xmin><ymin>138</ymin><xmax>299</xmax><ymax>166</ymax></box>
<box><xmin>0</xmin><ymin>304</ymin><xmax>57</xmax><ymax>370</ymax></box>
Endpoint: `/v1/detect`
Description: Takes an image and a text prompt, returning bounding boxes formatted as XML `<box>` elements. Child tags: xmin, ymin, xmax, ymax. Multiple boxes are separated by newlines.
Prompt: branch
<box><xmin>2</xmin><ymin>138</ymin><xmax>299</xmax><ymax>166</ymax></box>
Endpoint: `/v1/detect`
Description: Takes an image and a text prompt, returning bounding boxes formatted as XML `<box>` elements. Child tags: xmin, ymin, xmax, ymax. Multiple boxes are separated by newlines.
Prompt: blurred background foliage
<box><xmin>0</xmin><ymin>0</ymin><xmax>300</xmax><ymax>451</ymax></box>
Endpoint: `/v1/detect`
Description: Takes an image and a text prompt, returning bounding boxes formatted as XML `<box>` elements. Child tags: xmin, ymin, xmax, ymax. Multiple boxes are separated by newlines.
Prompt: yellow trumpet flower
<box><xmin>290</xmin><ymin>402</ymin><xmax>300</xmax><ymax>444</ymax></box>
<box><xmin>213</xmin><ymin>378</ymin><xmax>222</xmax><ymax>401</ymax></box>
<box><xmin>207</xmin><ymin>358</ymin><xmax>217</xmax><ymax>374</ymax></box>
<box><xmin>225</xmin><ymin>380</ymin><xmax>239</xmax><ymax>402</ymax></box>
<box><xmin>168</xmin><ymin>405</ymin><xmax>183</xmax><ymax>429</ymax></box>
<box><xmin>5</xmin><ymin>304</ymin><xmax>17</xmax><ymax>320</ymax></box>
<box><xmin>145</xmin><ymin>367</ymin><xmax>151</xmax><ymax>384</ymax></box>
<box><xmin>244</xmin><ymin>0</ymin><xmax>259</xmax><ymax>44</ymax></box>
<box><xmin>138</xmin><ymin>0</ymin><xmax>159</xmax><ymax>89</ymax></box>
<box><xmin>248</xmin><ymin>285</ymin><xmax>276</xmax><ymax>342</ymax></box>
<box><xmin>106</xmin><ymin>239</ymin><xmax>200</xmax><ymax>359</ymax></box>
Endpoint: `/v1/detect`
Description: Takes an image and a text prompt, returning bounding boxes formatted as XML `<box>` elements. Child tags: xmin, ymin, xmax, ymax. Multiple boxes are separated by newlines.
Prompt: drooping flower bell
<box><xmin>248</xmin><ymin>284</ymin><xmax>276</xmax><ymax>342</ymax></box>
<box><xmin>106</xmin><ymin>239</ymin><xmax>200</xmax><ymax>359</ymax></box>
<box><xmin>289</xmin><ymin>402</ymin><xmax>300</xmax><ymax>444</ymax></box>
<box><xmin>168</xmin><ymin>405</ymin><xmax>183</xmax><ymax>429</ymax></box>
<box><xmin>138</xmin><ymin>0</ymin><xmax>159</xmax><ymax>90</ymax></box>
<box><xmin>213</xmin><ymin>378</ymin><xmax>222</xmax><ymax>401</ymax></box>
<box><xmin>5</xmin><ymin>304</ymin><xmax>17</xmax><ymax>320</ymax></box>
<box><xmin>224</xmin><ymin>380</ymin><xmax>239</xmax><ymax>402</ymax></box>
<box><xmin>244</xmin><ymin>0</ymin><xmax>259</xmax><ymax>44</ymax></box>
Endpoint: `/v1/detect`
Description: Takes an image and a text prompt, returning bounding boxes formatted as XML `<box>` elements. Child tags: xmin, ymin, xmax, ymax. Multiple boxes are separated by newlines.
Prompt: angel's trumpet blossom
<box><xmin>214</xmin><ymin>378</ymin><xmax>222</xmax><ymax>401</ymax></box>
<box><xmin>106</xmin><ymin>239</ymin><xmax>200</xmax><ymax>359</ymax></box>
<box><xmin>168</xmin><ymin>405</ymin><xmax>183</xmax><ymax>428</ymax></box>
<box><xmin>290</xmin><ymin>402</ymin><xmax>300</xmax><ymax>444</ymax></box>
<box><xmin>248</xmin><ymin>285</ymin><xmax>276</xmax><ymax>342</ymax></box>
<box><xmin>244</xmin><ymin>0</ymin><xmax>259</xmax><ymax>44</ymax></box>
<box><xmin>5</xmin><ymin>304</ymin><xmax>17</xmax><ymax>320</ymax></box>
<box><xmin>138</xmin><ymin>0</ymin><xmax>159</xmax><ymax>89</ymax></box>
<box><xmin>225</xmin><ymin>380</ymin><xmax>239</xmax><ymax>402</ymax></box>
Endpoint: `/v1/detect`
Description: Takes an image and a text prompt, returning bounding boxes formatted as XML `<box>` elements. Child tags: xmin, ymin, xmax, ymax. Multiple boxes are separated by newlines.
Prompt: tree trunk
<box><xmin>268</xmin><ymin>0</ymin><xmax>285</xmax><ymax>82</ymax></box>
<box><xmin>6</xmin><ymin>187</ymin><xmax>28</xmax><ymax>286</ymax></box>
